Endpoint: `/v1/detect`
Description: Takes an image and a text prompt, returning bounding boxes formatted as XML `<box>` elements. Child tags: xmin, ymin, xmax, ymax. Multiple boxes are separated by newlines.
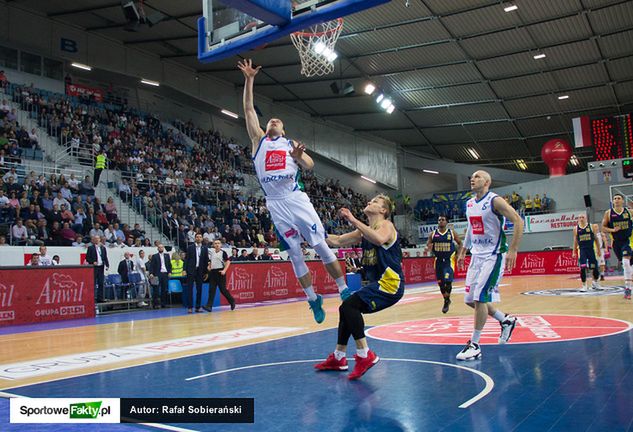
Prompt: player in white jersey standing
<box><xmin>238</xmin><ymin>59</ymin><xmax>349</xmax><ymax>323</ymax></box>
<box><xmin>456</xmin><ymin>170</ymin><xmax>524</xmax><ymax>360</ymax></box>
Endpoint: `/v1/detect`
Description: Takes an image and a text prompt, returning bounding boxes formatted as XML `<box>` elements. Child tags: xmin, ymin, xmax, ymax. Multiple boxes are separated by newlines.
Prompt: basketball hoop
<box><xmin>291</xmin><ymin>18</ymin><xmax>344</xmax><ymax>77</ymax></box>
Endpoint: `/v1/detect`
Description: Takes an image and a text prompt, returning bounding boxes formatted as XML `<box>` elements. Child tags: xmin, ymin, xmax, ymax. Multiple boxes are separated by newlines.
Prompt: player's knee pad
<box><xmin>580</xmin><ymin>267</ymin><xmax>587</xmax><ymax>282</ymax></box>
<box><xmin>287</xmin><ymin>248</ymin><xmax>309</xmax><ymax>278</ymax></box>
<box><xmin>313</xmin><ymin>241</ymin><xmax>337</xmax><ymax>265</ymax></box>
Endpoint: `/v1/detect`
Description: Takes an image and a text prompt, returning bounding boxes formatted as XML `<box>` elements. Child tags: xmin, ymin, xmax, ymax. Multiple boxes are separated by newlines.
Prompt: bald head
<box><xmin>470</xmin><ymin>170</ymin><xmax>492</xmax><ymax>195</ymax></box>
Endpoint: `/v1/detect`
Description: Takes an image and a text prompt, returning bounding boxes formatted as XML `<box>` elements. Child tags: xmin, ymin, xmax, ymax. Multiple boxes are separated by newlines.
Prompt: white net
<box><xmin>290</xmin><ymin>18</ymin><xmax>343</xmax><ymax>77</ymax></box>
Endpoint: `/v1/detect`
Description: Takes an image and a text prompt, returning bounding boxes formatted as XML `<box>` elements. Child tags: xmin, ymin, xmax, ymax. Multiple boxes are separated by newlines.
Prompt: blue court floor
<box><xmin>2</xmin><ymin>324</ymin><xmax>633</xmax><ymax>431</ymax></box>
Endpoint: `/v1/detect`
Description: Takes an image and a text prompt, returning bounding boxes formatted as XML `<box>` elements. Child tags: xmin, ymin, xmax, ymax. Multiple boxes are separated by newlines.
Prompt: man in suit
<box><xmin>185</xmin><ymin>233</ymin><xmax>209</xmax><ymax>313</ymax></box>
<box><xmin>117</xmin><ymin>251</ymin><xmax>135</xmax><ymax>284</ymax></box>
<box><xmin>86</xmin><ymin>235</ymin><xmax>109</xmax><ymax>302</ymax></box>
<box><xmin>149</xmin><ymin>243</ymin><xmax>172</xmax><ymax>308</ymax></box>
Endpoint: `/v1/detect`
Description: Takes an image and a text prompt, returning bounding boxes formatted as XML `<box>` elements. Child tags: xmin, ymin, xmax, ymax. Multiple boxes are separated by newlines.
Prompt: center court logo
<box><xmin>523</xmin><ymin>285</ymin><xmax>626</xmax><ymax>297</ymax></box>
<box><xmin>366</xmin><ymin>315</ymin><xmax>632</xmax><ymax>345</ymax></box>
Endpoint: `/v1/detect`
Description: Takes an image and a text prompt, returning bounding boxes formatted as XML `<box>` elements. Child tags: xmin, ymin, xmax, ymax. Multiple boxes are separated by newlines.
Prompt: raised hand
<box><xmin>237</xmin><ymin>59</ymin><xmax>261</xmax><ymax>78</ymax></box>
<box><xmin>289</xmin><ymin>141</ymin><xmax>306</xmax><ymax>160</ymax></box>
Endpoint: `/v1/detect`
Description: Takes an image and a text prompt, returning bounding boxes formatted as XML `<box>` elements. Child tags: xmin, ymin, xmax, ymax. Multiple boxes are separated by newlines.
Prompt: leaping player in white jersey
<box><xmin>239</xmin><ymin>58</ymin><xmax>349</xmax><ymax>324</ymax></box>
<box><xmin>456</xmin><ymin>170</ymin><xmax>524</xmax><ymax>361</ymax></box>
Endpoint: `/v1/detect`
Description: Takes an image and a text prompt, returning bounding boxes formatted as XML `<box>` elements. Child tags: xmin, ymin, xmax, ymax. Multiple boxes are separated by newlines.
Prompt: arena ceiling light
<box><xmin>558</xmin><ymin>95</ymin><xmax>569</xmax><ymax>100</ymax></box>
<box><xmin>312</xmin><ymin>42</ymin><xmax>338</xmax><ymax>62</ymax></box>
<box><xmin>516</xmin><ymin>159</ymin><xmax>528</xmax><ymax>170</ymax></box>
<box><xmin>140</xmin><ymin>78</ymin><xmax>160</xmax><ymax>87</ymax></box>
<box><xmin>361</xmin><ymin>175</ymin><xmax>376</xmax><ymax>184</ymax></box>
<box><xmin>570</xmin><ymin>155</ymin><xmax>580</xmax><ymax>166</ymax></box>
<box><xmin>364</xmin><ymin>83</ymin><xmax>376</xmax><ymax>95</ymax></box>
<box><xmin>376</xmin><ymin>93</ymin><xmax>384</xmax><ymax>103</ymax></box>
<box><xmin>71</xmin><ymin>62</ymin><xmax>92</xmax><ymax>71</ymax></box>
<box><xmin>423</xmin><ymin>169</ymin><xmax>439</xmax><ymax>174</ymax></box>
<box><xmin>221</xmin><ymin>109</ymin><xmax>239</xmax><ymax>119</ymax></box>
<box><xmin>504</xmin><ymin>4</ymin><xmax>518</xmax><ymax>12</ymax></box>
<box><xmin>380</xmin><ymin>98</ymin><xmax>392</xmax><ymax>109</ymax></box>
<box><xmin>467</xmin><ymin>148</ymin><xmax>480</xmax><ymax>160</ymax></box>
<box><xmin>386</xmin><ymin>105</ymin><xmax>395</xmax><ymax>114</ymax></box>
<box><xmin>533</xmin><ymin>53</ymin><xmax>546</xmax><ymax>60</ymax></box>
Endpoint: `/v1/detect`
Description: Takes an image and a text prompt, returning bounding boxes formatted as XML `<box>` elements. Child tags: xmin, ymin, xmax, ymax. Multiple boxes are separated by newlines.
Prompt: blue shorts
<box><xmin>356</xmin><ymin>280</ymin><xmax>404</xmax><ymax>313</ymax></box>
<box><xmin>435</xmin><ymin>257</ymin><xmax>454</xmax><ymax>283</ymax></box>
<box><xmin>613</xmin><ymin>241</ymin><xmax>632</xmax><ymax>262</ymax></box>
<box><xmin>578</xmin><ymin>248</ymin><xmax>597</xmax><ymax>268</ymax></box>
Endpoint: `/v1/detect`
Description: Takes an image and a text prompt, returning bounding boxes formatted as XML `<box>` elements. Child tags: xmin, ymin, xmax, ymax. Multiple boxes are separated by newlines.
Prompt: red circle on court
<box><xmin>366</xmin><ymin>315</ymin><xmax>632</xmax><ymax>345</ymax></box>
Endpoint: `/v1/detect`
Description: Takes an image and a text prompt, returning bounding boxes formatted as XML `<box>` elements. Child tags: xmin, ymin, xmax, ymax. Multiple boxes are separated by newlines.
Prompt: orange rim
<box><xmin>292</xmin><ymin>18</ymin><xmax>343</xmax><ymax>38</ymax></box>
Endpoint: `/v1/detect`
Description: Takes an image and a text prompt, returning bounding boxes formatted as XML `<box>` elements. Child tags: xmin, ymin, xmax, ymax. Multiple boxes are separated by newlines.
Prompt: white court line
<box><xmin>0</xmin><ymin>391</ymin><xmax>199</xmax><ymax>432</ymax></box>
<box><xmin>185</xmin><ymin>358</ymin><xmax>494</xmax><ymax>409</ymax></box>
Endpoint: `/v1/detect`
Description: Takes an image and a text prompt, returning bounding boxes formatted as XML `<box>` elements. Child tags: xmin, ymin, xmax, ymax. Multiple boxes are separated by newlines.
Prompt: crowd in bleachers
<box><xmin>0</xmin><ymin>164</ymin><xmax>156</xmax><ymax>247</ymax></box>
<box><xmin>1</xmin><ymin>79</ymin><xmax>375</xmax><ymax>250</ymax></box>
<box><xmin>504</xmin><ymin>191</ymin><xmax>553</xmax><ymax>215</ymax></box>
<box><xmin>416</xmin><ymin>189</ymin><xmax>556</xmax><ymax>224</ymax></box>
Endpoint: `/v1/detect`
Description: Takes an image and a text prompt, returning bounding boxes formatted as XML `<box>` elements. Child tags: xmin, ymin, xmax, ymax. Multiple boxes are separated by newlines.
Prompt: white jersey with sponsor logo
<box><xmin>253</xmin><ymin>135</ymin><xmax>300</xmax><ymax>199</ymax></box>
<box><xmin>466</xmin><ymin>191</ymin><xmax>508</xmax><ymax>256</ymax></box>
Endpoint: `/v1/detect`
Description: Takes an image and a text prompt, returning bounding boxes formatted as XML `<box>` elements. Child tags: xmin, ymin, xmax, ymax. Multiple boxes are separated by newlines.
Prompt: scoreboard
<box><xmin>592</xmin><ymin>113</ymin><xmax>633</xmax><ymax>161</ymax></box>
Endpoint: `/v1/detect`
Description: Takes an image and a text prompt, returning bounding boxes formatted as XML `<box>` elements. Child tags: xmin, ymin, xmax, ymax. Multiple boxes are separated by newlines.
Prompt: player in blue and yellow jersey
<box><xmin>315</xmin><ymin>194</ymin><xmax>404</xmax><ymax>380</ymax></box>
<box><xmin>602</xmin><ymin>193</ymin><xmax>633</xmax><ymax>299</ymax></box>
<box><xmin>425</xmin><ymin>215</ymin><xmax>462</xmax><ymax>313</ymax></box>
<box><xmin>572</xmin><ymin>214</ymin><xmax>602</xmax><ymax>291</ymax></box>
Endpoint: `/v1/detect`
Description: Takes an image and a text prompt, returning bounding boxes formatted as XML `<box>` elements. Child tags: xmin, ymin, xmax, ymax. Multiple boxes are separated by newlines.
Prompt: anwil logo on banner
<box><xmin>227</xmin><ymin>268</ymin><xmax>254</xmax><ymax>300</ymax></box>
<box><xmin>0</xmin><ymin>282</ymin><xmax>15</xmax><ymax>322</ymax></box>
<box><xmin>521</xmin><ymin>254</ymin><xmax>546</xmax><ymax>274</ymax></box>
<box><xmin>265</xmin><ymin>266</ymin><xmax>288</xmax><ymax>297</ymax></box>
<box><xmin>10</xmin><ymin>398</ymin><xmax>120</xmax><ymax>423</ymax></box>
<box><xmin>36</xmin><ymin>273</ymin><xmax>86</xmax><ymax>317</ymax></box>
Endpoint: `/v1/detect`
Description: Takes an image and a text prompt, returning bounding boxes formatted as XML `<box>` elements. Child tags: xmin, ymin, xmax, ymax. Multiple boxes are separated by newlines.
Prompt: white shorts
<box><xmin>464</xmin><ymin>253</ymin><xmax>506</xmax><ymax>304</ymax></box>
<box><xmin>267</xmin><ymin>191</ymin><xmax>326</xmax><ymax>251</ymax></box>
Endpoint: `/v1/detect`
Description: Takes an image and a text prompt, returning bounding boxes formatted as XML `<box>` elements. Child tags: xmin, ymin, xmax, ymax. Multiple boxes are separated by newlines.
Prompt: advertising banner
<box><xmin>0</xmin><ymin>266</ymin><xmax>95</xmax><ymax>326</ymax></box>
<box><xmin>66</xmin><ymin>83</ymin><xmax>104</xmax><ymax>102</ymax></box>
<box><xmin>223</xmin><ymin>261</ymin><xmax>344</xmax><ymax>304</ymax></box>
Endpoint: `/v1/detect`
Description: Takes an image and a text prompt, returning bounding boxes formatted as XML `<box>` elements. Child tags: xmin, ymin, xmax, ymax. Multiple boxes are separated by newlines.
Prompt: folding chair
<box><xmin>104</xmin><ymin>274</ymin><xmax>122</xmax><ymax>300</ymax></box>
<box><xmin>168</xmin><ymin>279</ymin><xmax>183</xmax><ymax>305</ymax></box>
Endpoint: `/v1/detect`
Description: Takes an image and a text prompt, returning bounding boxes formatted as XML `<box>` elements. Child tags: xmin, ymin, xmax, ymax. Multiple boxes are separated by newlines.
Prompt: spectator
<box><xmin>59</xmin><ymin>222</ymin><xmax>76</xmax><ymax>246</ymax></box>
<box><xmin>170</xmin><ymin>251</ymin><xmax>185</xmax><ymax>278</ymax></box>
<box><xmin>11</xmin><ymin>218</ymin><xmax>27</xmax><ymax>245</ymax></box>
<box><xmin>52</xmin><ymin>255</ymin><xmax>60</xmax><ymax>265</ymax></box>
<box><xmin>104</xmin><ymin>197</ymin><xmax>118</xmax><ymax>222</ymax></box>
<box><xmin>117</xmin><ymin>251</ymin><xmax>135</xmax><ymax>287</ymax></box>
<box><xmin>134</xmin><ymin>250</ymin><xmax>149</xmax><ymax>307</ymax></box>
<box><xmin>260</xmin><ymin>247</ymin><xmax>273</xmax><ymax>260</ymax></box>
<box><xmin>86</xmin><ymin>235</ymin><xmax>109</xmax><ymax>303</ymax></box>
<box><xmin>27</xmin><ymin>253</ymin><xmax>40</xmax><ymax>266</ymax></box>
<box><xmin>0</xmin><ymin>235</ymin><xmax>7</xmax><ymax>246</ymax></box>
<box><xmin>236</xmin><ymin>249</ymin><xmax>249</xmax><ymax>261</ymax></box>
<box><xmin>148</xmin><ymin>243</ymin><xmax>171</xmax><ymax>308</ymax></box>
<box><xmin>248</xmin><ymin>247</ymin><xmax>260</xmax><ymax>261</ymax></box>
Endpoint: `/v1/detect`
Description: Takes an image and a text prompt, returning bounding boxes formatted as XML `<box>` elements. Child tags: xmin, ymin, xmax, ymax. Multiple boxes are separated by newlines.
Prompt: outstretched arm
<box><xmin>289</xmin><ymin>141</ymin><xmax>314</xmax><ymax>170</ymax></box>
<box><xmin>326</xmin><ymin>229</ymin><xmax>362</xmax><ymax>248</ymax></box>
<box><xmin>238</xmin><ymin>59</ymin><xmax>265</xmax><ymax>153</ymax></box>
<box><xmin>339</xmin><ymin>208</ymin><xmax>394</xmax><ymax>247</ymax></box>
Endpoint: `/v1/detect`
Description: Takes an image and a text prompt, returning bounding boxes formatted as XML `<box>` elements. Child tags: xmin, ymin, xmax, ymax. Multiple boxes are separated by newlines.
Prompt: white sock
<box><xmin>492</xmin><ymin>310</ymin><xmax>505</xmax><ymax>322</ymax></box>
<box><xmin>472</xmin><ymin>329</ymin><xmax>482</xmax><ymax>344</ymax></box>
<box><xmin>335</xmin><ymin>276</ymin><xmax>347</xmax><ymax>293</ymax></box>
<box><xmin>303</xmin><ymin>286</ymin><xmax>317</xmax><ymax>302</ymax></box>
<box><xmin>334</xmin><ymin>350</ymin><xmax>346</xmax><ymax>360</ymax></box>
<box><xmin>356</xmin><ymin>347</ymin><xmax>369</xmax><ymax>358</ymax></box>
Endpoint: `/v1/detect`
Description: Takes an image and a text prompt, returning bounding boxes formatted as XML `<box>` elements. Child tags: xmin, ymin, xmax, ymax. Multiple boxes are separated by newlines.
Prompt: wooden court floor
<box><xmin>1</xmin><ymin>273</ymin><xmax>630</xmax><ymax>391</ymax></box>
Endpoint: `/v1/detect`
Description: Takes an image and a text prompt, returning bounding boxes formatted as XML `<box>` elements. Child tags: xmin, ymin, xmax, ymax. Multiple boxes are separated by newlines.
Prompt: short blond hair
<box><xmin>375</xmin><ymin>194</ymin><xmax>394</xmax><ymax>218</ymax></box>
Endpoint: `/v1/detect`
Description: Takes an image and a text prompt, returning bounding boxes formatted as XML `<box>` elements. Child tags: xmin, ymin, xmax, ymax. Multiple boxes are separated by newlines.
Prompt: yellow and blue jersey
<box><xmin>576</xmin><ymin>224</ymin><xmax>595</xmax><ymax>251</ymax></box>
<box><xmin>608</xmin><ymin>208</ymin><xmax>632</xmax><ymax>244</ymax></box>
<box><xmin>358</xmin><ymin>232</ymin><xmax>405</xmax><ymax>312</ymax></box>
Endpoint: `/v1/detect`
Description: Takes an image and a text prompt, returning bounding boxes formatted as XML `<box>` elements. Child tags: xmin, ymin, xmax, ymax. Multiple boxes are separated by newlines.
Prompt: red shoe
<box><xmin>348</xmin><ymin>350</ymin><xmax>380</xmax><ymax>380</ymax></box>
<box><xmin>314</xmin><ymin>353</ymin><xmax>348</xmax><ymax>371</ymax></box>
